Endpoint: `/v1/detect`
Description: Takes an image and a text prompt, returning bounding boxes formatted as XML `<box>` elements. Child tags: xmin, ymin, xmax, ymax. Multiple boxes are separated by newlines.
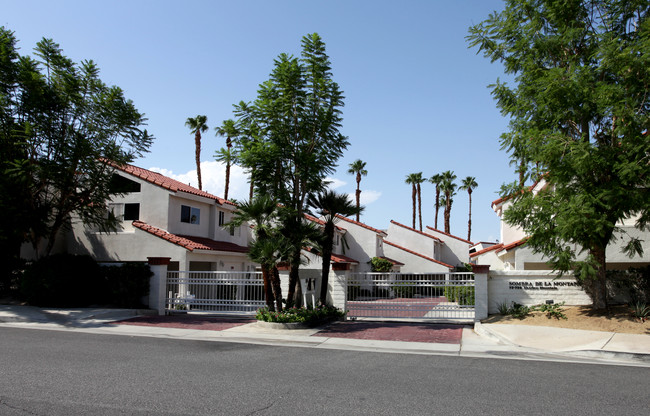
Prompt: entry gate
<box><xmin>345</xmin><ymin>272</ymin><xmax>475</xmax><ymax>322</ymax></box>
<box><xmin>165</xmin><ymin>271</ymin><xmax>265</xmax><ymax>314</ymax></box>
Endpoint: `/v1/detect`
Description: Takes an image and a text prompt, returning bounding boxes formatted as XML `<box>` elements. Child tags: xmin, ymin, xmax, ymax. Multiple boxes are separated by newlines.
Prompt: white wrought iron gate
<box><xmin>165</xmin><ymin>271</ymin><xmax>265</xmax><ymax>314</ymax></box>
<box><xmin>345</xmin><ymin>272</ymin><xmax>475</xmax><ymax>322</ymax></box>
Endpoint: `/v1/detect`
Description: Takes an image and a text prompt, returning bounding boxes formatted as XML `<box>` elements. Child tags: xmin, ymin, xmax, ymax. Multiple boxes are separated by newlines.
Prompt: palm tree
<box><xmin>185</xmin><ymin>115</ymin><xmax>208</xmax><ymax>190</ymax></box>
<box><xmin>347</xmin><ymin>159</ymin><xmax>367</xmax><ymax>222</ymax></box>
<box><xmin>429</xmin><ymin>173</ymin><xmax>443</xmax><ymax>229</ymax></box>
<box><xmin>413</xmin><ymin>172</ymin><xmax>425</xmax><ymax>231</ymax></box>
<box><xmin>405</xmin><ymin>173</ymin><xmax>420</xmax><ymax>229</ymax></box>
<box><xmin>229</xmin><ymin>195</ymin><xmax>281</xmax><ymax>311</ymax></box>
<box><xmin>308</xmin><ymin>190</ymin><xmax>362</xmax><ymax>305</ymax></box>
<box><xmin>215</xmin><ymin>119</ymin><xmax>238</xmax><ymax>200</ymax></box>
<box><xmin>460</xmin><ymin>176</ymin><xmax>478</xmax><ymax>242</ymax></box>
<box><xmin>440</xmin><ymin>170</ymin><xmax>457</xmax><ymax>234</ymax></box>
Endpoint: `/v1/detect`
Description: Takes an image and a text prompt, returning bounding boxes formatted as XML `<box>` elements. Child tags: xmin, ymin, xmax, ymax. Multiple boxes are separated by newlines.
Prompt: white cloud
<box><xmin>149</xmin><ymin>161</ymin><xmax>250</xmax><ymax>201</ymax></box>
<box><xmin>360</xmin><ymin>190</ymin><xmax>381</xmax><ymax>205</ymax></box>
<box><xmin>325</xmin><ymin>177</ymin><xmax>347</xmax><ymax>190</ymax></box>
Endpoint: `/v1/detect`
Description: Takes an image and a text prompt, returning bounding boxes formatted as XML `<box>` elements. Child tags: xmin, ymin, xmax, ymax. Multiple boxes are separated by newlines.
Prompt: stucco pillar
<box><xmin>147</xmin><ymin>257</ymin><xmax>171</xmax><ymax>315</ymax></box>
<box><xmin>329</xmin><ymin>269</ymin><xmax>348</xmax><ymax>310</ymax></box>
<box><xmin>472</xmin><ymin>264</ymin><xmax>490</xmax><ymax>321</ymax></box>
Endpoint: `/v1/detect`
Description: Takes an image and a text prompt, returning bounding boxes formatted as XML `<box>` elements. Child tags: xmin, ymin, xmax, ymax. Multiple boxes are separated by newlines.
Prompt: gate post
<box><xmin>147</xmin><ymin>257</ymin><xmax>170</xmax><ymax>316</ymax></box>
<box><xmin>472</xmin><ymin>264</ymin><xmax>490</xmax><ymax>321</ymax></box>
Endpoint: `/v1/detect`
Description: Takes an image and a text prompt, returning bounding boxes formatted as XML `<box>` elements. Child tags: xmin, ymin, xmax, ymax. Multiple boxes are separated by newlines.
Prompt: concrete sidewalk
<box><xmin>0</xmin><ymin>305</ymin><xmax>648</xmax><ymax>366</ymax></box>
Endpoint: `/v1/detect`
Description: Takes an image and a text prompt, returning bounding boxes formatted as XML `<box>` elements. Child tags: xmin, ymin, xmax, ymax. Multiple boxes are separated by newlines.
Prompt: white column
<box><xmin>147</xmin><ymin>257</ymin><xmax>171</xmax><ymax>316</ymax></box>
<box><xmin>473</xmin><ymin>265</ymin><xmax>490</xmax><ymax>321</ymax></box>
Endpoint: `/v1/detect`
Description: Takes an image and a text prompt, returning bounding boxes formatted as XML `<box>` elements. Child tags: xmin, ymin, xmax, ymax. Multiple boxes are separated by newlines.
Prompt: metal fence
<box><xmin>165</xmin><ymin>271</ymin><xmax>265</xmax><ymax>314</ymax></box>
<box><xmin>345</xmin><ymin>272</ymin><xmax>475</xmax><ymax>321</ymax></box>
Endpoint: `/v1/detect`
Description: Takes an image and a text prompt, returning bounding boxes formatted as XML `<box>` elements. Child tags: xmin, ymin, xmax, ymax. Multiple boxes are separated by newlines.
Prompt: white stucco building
<box><xmin>472</xmin><ymin>179</ymin><xmax>650</xmax><ymax>271</ymax></box>
<box><xmin>67</xmin><ymin>163</ymin><xmax>257</xmax><ymax>273</ymax></box>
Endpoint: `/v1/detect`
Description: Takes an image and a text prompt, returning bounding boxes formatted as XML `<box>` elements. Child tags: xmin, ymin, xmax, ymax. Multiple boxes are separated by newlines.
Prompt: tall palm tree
<box><xmin>308</xmin><ymin>190</ymin><xmax>362</xmax><ymax>306</ymax></box>
<box><xmin>229</xmin><ymin>195</ymin><xmax>281</xmax><ymax>311</ymax></box>
<box><xmin>185</xmin><ymin>115</ymin><xmax>208</xmax><ymax>190</ymax></box>
<box><xmin>460</xmin><ymin>176</ymin><xmax>478</xmax><ymax>242</ymax></box>
<box><xmin>215</xmin><ymin>119</ymin><xmax>238</xmax><ymax>200</ymax></box>
<box><xmin>429</xmin><ymin>173</ymin><xmax>443</xmax><ymax>229</ymax></box>
<box><xmin>347</xmin><ymin>159</ymin><xmax>367</xmax><ymax>222</ymax></box>
<box><xmin>405</xmin><ymin>173</ymin><xmax>420</xmax><ymax>229</ymax></box>
<box><xmin>413</xmin><ymin>172</ymin><xmax>425</xmax><ymax>231</ymax></box>
<box><xmin>440</xmin><ymin>170</ymin><xmax>457</xmax><ymax>234</ymax></box>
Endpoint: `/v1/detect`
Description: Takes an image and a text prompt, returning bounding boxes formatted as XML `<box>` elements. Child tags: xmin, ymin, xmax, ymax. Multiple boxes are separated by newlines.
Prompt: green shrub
<box><xmin>392</xmin><ymin>282</ymin><xmax>415</xmax><ymax>298</ymax></box>
<box><xmin>256</xmin><ymin>305</ymin><xmax>345</xmax><ymax>325</ymax></box>
<box><xmin>444</xmin><ymin>285</ymin><xmax>475</xmax><ymax>306</ymax></box>
<box><xmin>370</xmin><ymin>257</ymin><xmax>393</xmax><ymax>272</ymax></box>
<box><xmin>100</xmin><ymin>263</ymin><xmax>152</xmax><ymax>308</ymax></box>
<box><xmin>20</xmin><ymin>254</ymin><xmax>103</xmax><ymax>307</ymax></box>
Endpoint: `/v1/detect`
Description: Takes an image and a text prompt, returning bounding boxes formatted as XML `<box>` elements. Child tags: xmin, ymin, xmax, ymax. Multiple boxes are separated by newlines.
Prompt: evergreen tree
<box><xmin>468</xmin><ymin>0</ymin><xmax>650</xmax><ymax>308</ymax></box>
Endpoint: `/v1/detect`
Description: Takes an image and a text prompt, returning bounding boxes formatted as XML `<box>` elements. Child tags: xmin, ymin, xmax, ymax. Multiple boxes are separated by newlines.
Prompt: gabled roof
<box><xmin>389</xmin><ymin>220</ymin><xmax>443</xmax><ymax>242</ymax></box>
<box><xmin>491</xmin><ymin>176</ymin><xmax>548</xmax><ymax>208</ymax></box>
<box><xmin>383</xmin><ymin>240</ymin><xmax>453</xmax><ymax>269</ymax></box>
<box><xmin>469</xmin><ymin>243</ymin><xmax>504</xmax><ymax>258</ymax></box>
<box><xmin>425</xmin><ymin>226</ymin><xmax>472</xmax><ymax>245</ymax></box>
<box><xmin>496</xmin><ymin>238</ymin><xmax>527</xmax><ymax>253</ymax></box>
<box><xmin>303</xmin><ymin>247</ymin><xmax>358</xmax><ymax>264</ymax></box>
<box><xmin>303</xmin><ymin>213</ymin><xmax>345</xmax><ymax>232</ymax></box>
<box><xmin>108</xmin><ymin>161</ymin><xmax>235</xmax><ymax>206</ymax></box>
<box><xmin>133</xmin><ymin>221</ymin><xmax>248</xmax><ymax>253</ymax></box>
<box><xmin>378</xmin><ymin>256</ymin><xmax>405</xmax><ymax>266</ymax></box>
<box><xmin>335</xmin><ymin>215</ymin><xmax>387</xmax><ymax>236</ymax></box>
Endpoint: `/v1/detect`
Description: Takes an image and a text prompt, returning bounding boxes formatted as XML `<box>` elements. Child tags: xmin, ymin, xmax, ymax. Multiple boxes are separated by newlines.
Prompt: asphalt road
<box><xmin>0</xmin><ymin>327</ymin><xmax>647</xmax><ymax>415</ymax></box>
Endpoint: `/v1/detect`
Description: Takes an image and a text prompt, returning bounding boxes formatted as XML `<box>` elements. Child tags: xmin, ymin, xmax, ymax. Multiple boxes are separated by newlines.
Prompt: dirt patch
<box><xmin>482</xmin><ymin>305</ymin><xmax>650</xmax><ymax>335</ymax></box>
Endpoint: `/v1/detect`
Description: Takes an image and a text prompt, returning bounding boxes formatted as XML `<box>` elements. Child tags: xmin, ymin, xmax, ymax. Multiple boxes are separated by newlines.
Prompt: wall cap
<box><xmin>147</xmin><ymin>257</ymin><xmax>171</xmax><ymax>266</ymax></box>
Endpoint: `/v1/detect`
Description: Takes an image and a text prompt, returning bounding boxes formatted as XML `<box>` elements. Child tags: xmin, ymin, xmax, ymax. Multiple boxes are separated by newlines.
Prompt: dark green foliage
<box><xmin>444</xmin><ymin>285</ymin><xmax>475</xmax><ymax>306</ymax></box>
<box><xmin>392</xmin><ymin>282</ymin><xmax>415</xmax><ymax>298</ymax></box>
<box><xmin>0</xmin><ymin>27</ymin><xmax>153</xmax><ymax>259</ymax></box>
<box><xmin>20</xmin><ymin>254</ymin><xmax>102</xmax><ymax>307</ymax></box>
<box><xmin>608</xmin><ymin>266</ymin><xmax>650</xmax><ymax>304</ymax></box>
<box><xmin>255</xmin><ymin>305</ymin><xmax>345</xmax><ymax>325</ymax></box>
<box><xmin>468</xmin><ymin>1</ymin><xmax>650</xmax><ymax>308</ymax></box>
<box><xmin>20</xmin><ymin>255</ymin><xmax>151</xmax><ymax>308</ymax></box>
<box><xmin>226</xmin><ymin>34</ymin><xmax>349</xmax><ymax>306</ymax></box>
<box><xmin>370</xmin><ymin>257</ymin><xmax>393</xmax><ymax>272</ymax></box>
<box><xmin>100</xmin><ymin>263</ymin><xmax>152</xmax><ymax>308</ymax></box>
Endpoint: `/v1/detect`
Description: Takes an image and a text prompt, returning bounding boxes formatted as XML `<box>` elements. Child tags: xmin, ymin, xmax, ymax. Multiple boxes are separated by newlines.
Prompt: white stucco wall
<box><xmin>426</xmin><ymin>228</ymin><xmax>470</xmax><ymax>267</ymax></box>
<box><xmin>333</xmin><ymin>217</ymin><xmax>385</xmax><ymax>273</ymax></box>
<box><xmin>383</xmin><ymin>243</ymin><xmax>450</xmax><ymax>273</ymax></box>
<box><xmin>386</xmin><ymin>222</ymin><xmax>437</xmax><ymax>259</ymax></box>
<box><xmin>168</xmin><ymin>195</ymin><xmax>213</xmax><ymax>238</ymax></box>
<box><xmin>487</xmin><ymin>270</ymin><xmax>592</xmax><ymax>314</ymax></box>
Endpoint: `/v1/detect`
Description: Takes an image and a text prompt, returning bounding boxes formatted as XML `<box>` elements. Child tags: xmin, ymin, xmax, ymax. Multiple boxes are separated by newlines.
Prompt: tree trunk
<box><xmin>417</xmin><ymin>183</ymin><xmax>422</xmax><ymax>231</ymax></box>
<box><xmin>589</xmin><ymin>246</ymin><xmax>609</xmax><ymax>310</ymax></box>
<box><xmin>261</xmin><ymin>266</ymin><xmax>275</xmax><ymax>311</ymax></box>
<box><xmin>286</xmin><ymin>252</ymin><xmax>301</xmax><ymax>308</ymax></box>
<box><xmin>319</xmin><ymin>223</ymin><xmax>334</xmax><ymax>305</ymax></box>
<box><xmin>434</xmin><ymin>188</ymin><xmax>440</xmax><ymax>229</ymax></box>
<box><xmin>355</xmin><ymin>174</ymin><xmax>361</xmax><ymax>222</ymax></box>
<box><xmin>224</xmin><ymin>137</ymin><xmax>231</xmax><ymax>200</ymax></box>
<box><xmin>195</xmin><ymin>131</ymin><xmax>202</xmax><ymax>190</ymax></box>
<box><xmin>467</xmin><ymin>191</ymin><xmax>472</xmax><ymax>242</ymax></box>
<box><xmin>411</xmin><ymin>185</ymin><xmax>416</xmax><ymax>229</ymax></box>
<box><xmin>271</xmin><ymin>266</ymin><xmax>283</xmax><ymax>312</ymax></box>
<box><xmin>444</xmin><ymin>196</ymin><xmax>451</xmax><ymax>235</ymax></box>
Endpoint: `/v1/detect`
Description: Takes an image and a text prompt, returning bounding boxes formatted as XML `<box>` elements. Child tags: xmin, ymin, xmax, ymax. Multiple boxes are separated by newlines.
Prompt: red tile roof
<box><xmin>469</xmin><ymin>243</ymin><xmax>504</xmax><ymax>258</ymax></box>
<box><xmin>389</xmin><ymin>220</ymin><xmax>443</xmax><ymax>242</ymax></box>
<box><xmin>491</xmin><ymin>176</ymin><xmax>548</xmax><ymax>208</ymax></box>
<box><xmin>303</xmin><ymin>213</ymin><xmax>345</xmax><ymax>232</ymax></box>
<box><xmin>379</xmin><ymin>256</ymin><xmax>404</xmax><ymax>266</ymax></box>
<box><xmin>108</xmin><ymin>161</ymin><xmax>235</xmax><ymax>206</ymax></box>
<box><xmin>425</xmin><ymin>226</ymin><xmax>473</xmax><ymax>245</ymax></box>
<box><xmin>133</xmin><ymin>221</ymin><xmax>248</xmax><ymax>253</ymax></box>
<box><xmin>303</xmin><ymin>247</ymin><xmax>358</xmax><ymax>264</ymax></box>
<box><xmin>335</xmin><ymin>215</ymin><xmax>387</xmax><ymax>236</ymax></box>
<box><xmin>497</xmin><ymin>238</ymin><xmax>528</xmax><ymax>253</ymax></box>
<box><xmin>383</xmin><ymin>240</ymin><xmax>453</xmax><ymax>269</ymax></box>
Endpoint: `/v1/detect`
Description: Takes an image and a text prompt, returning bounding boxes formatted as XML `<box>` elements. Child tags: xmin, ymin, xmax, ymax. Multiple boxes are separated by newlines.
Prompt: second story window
<box><xmin>218</xmin><ymin>211</ymin><xmax>225</xmax><ymax>226</ymax></box>
<box><xmin>181</xmin><ymin>205</ymin><xmax>200</xmax><ymax>224</ymax></box>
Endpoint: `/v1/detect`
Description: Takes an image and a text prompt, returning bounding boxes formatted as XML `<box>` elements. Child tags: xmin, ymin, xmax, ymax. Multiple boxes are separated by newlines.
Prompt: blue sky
<box><xmin>3</xmin><ymin>0</ymin><xmax>514</xmax><ymax>243</ymax></box>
